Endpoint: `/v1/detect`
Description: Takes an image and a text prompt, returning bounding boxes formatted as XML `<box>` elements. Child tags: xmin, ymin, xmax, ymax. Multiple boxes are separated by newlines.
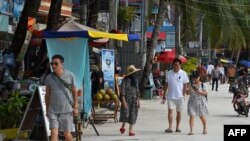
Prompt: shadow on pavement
<box><xmin>212</xmin><ymin>114</ymin><xmax>241</xmax><ymax>118</ymax></box>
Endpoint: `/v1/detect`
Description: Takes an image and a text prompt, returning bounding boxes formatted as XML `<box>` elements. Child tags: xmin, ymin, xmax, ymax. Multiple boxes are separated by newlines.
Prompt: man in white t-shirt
<box><xmin>163</xmin><ymin>58</ymin><xmax>189</xmax><ymax>133</ymax></box>
<box><xmin>207</xmin><ymin>62</ymin><xmax>214</xmax><ymax>84</ymax></box>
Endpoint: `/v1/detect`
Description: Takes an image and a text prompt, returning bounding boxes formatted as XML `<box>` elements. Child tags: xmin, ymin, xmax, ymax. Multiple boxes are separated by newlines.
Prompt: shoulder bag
<box><xmin>51</xmin><ymin>73</ymin><xmax>74</xmax><ymax>108</ymax></box>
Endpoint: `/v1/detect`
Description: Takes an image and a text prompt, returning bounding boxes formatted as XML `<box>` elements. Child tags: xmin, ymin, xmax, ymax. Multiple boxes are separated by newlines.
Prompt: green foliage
<box><xmin>177</xmin><ymin>0</ymin><xmax>250</xmax><ymax>51</ymax></box>
<box><xmin>182</xmin><ymin>57</ymin><xmax>198</xmax><ymax>75</ymax></box>
<box><xmin>0</xmin><ymin>91</ymin><xmax>28</xmax><ymax>129</ymax></box>
<box><xmin>118</xmin><ymin>6</ymin><xmax>136</xmax><ymax>29</ymax></box>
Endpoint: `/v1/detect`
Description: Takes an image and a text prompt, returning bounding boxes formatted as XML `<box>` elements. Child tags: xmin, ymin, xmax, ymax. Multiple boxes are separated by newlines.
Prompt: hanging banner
<box><xmin>101</xmin><ymin>49</ymin><xmax>115</xmax><ymax>91</ymax></box>
<box><xmin>0</xmin><ymin>0</ymin><xmax>11</xmax><ymax>13</ymax></box>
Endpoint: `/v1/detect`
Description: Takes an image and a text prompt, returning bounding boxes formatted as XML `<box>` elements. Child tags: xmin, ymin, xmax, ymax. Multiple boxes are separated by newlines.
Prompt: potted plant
<box><xmin>0</xmin><ymin>90</ymin><xmax>28</xmax><ymax>140</ymax></box>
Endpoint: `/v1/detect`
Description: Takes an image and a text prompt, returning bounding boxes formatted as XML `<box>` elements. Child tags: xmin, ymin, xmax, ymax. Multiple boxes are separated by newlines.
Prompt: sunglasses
<box><xmin>50</xmin><ymin>62</ymin><xmax>59</xmax><ymax>66</ymax></box>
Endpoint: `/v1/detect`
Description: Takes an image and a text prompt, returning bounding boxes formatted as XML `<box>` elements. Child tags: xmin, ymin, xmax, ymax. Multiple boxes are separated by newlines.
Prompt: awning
<box><xmin>147</xmin><ymin>32</ymin><xmax>166</xmax><ymax>40</ymax></box>
<box><xmin>31</xmin><ymin>22</ymin><xmax>140</xmax><ymax>46</ymax></box>
<box><xmin>43</xmin><ymin>31</ymin><xmax>140</xmax><ymax>41</ymax></box>
<box><xmin>157</xmin><ymin>51</ymin><xmax>175</xmax><ymax>63</ymax></box>
<box><xmin>220</xmin><ymin>59</ymin><xmax>233</xmax><ymax>64</ymax></box>
<box><xmin>239</xmin><ymin>60</ymin><xmax>250</xmax><ymax>67</ymax></box>
<box><xmin>55</xmin><ymin>22</ymin><xmax>140</xmax><ymax>41</ymax></box>
<box><xmin>156</xmin><ymin>48</ymin><xmax>187</xmax><ymax>64</ymax></box>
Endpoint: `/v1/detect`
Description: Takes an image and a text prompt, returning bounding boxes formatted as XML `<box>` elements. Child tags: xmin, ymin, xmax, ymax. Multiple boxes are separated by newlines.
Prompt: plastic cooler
<box><xmin>144</xmin><ymin>85</ymin><xmax>153</xmax><ymax>99</ymax></box>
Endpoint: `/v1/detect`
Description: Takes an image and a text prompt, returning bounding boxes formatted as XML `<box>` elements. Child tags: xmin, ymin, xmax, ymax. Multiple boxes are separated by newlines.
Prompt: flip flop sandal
<box><xmin>203</xmin><ymin>131</ymin><xmax>208</xmax><ymax>134</ymax></box>
<box><xmin>188</xmin><ymin>132</ymin><xmax>194</xmax><ymax>135</ymax></box>
<box><xmin>165</xmin><ymin>128</ymin><xmax>173</xmax><ymax>133</ymax></box>
<box><xmin>176</xmin><ymin>129</ymin><xmax>182</xmax><ymax>132</ymax></box>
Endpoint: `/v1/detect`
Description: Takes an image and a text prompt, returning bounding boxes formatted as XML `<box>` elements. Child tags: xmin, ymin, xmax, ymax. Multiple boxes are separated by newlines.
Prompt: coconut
<box><xmin>105</xmin><ymin>88</ymin><xmax>114</xmax><ymax>95</ymax></box>
<box><xmin>98</xmin><ymin>89</ymin><xmax>105</xmax><ymax>95</ymax></box>
<box><xmin>95</xmin><ymin>93</ymin><xmax>103</xmax><ymax>101</ymax></box>
<box><xmin>103</xmin><ymin>94</ymin><xmax>110</xmax><ymax>101</ymax></box>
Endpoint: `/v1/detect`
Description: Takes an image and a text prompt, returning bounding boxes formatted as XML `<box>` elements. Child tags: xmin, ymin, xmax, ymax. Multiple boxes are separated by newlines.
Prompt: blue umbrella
<box><xmin>239</xmin><ymin>60</ymin><xmax>250</xmax><ymax>67</ymax></box>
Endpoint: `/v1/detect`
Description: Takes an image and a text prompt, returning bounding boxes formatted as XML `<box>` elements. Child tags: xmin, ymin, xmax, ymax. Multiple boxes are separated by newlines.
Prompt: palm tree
<box><xmin>79</xmin><ymin>0</ymin><xmax>88</xmax><ymax>25</ymax></box>
<box><xmin>87</xmin><ymin>0</ymin><xmax>100</xmax><ymax>27</ymax></box>
<box><xmin>9</xmin><ymin>0</ymin><xmax>41</xmax><ymax>79</ymax></box>
<box><xmin>46</xmin><ymin>0</ymin><xmax>63</xmax><ymax>31</ymax></box>
<box><xmin>176</xmin><ymin>0</ymin><xmax>249</xmax><ymax>63</ymax></box>
<box><xmin>34</xmin><ymin>0</ymin><xmax>63</xmax><ymax>76</ymax></box>
<box><xmin>140</xmin><ymin>0</ymin><xmax>168</xmax><ymax>94</ymax></box>
<box><xmin>118</xmin><ymin>6</ymin><xmax>136</xmax><ymax>32</ymax></box>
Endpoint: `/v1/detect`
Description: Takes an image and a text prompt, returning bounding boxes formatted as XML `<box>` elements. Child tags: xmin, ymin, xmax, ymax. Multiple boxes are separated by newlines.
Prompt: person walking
<box><xmin>211</xmin><ymin>65</ymin><xmax>220</xmax><ymax>91</ymax></box>
<box><xmin>227</xmin><ymin>64</ymin><xmax>236</xmax><ymax>85</ymax></box>
<box><xmin>163</xmin><ymin>58</ymin><xmax>189</xmax><ymax>133</ymax></box>
<box><xmin>119</xmin><ymin>65</ymin><xmax>141</xmax><ymax>136</ymax></box>
<box><xmin>91</xmin><ymin>65</ymin><xmax>104</xmax><ymax>96</ymax></box>
<box><xmin>197</xmin><ymin>63</ymin><xmax>207</xmax><ymax>83</ymax></box>
<box><xmin>218</xmin><ymin>64</ymin><xmax>225</xmax><ymax>84</ymax></box>
<box><xmin>45</xmin><ymin>55</ymin><xmax>78</xmax><ymax>141</ymax></box>
<box><xmin>186</xmin><ymin>71</ymin><xmax>208</xmax><ymax>135</ymax></box>
<box><xmin>207</xmin><ymin>62</ymin><xmax>214</xmax><ymax>84</ymax></box>
<box><xmin>227</xmin><ymin>64</ymin><xmax>237</xmax><ymax>92</ymax></box>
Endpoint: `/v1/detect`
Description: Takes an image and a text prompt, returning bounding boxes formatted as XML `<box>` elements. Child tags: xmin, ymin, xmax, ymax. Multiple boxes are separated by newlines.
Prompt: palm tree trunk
<box><xmin>79</xmin><ymin>0</ymin><xmax>88</xmax><ymax>25</ymax></box>
<box><xmin>230</xmin><ymin>50</ymin><xmax>235</xmax><ymax>61</ymax></box>
<box><xmin>235</xmin><ymin>49</ymin><xmax>241</xmax><ymax>65</ymax></box>
<box><xmin>9</xmin><ymin>0</ymin><xmax>41</xmax><ymax>79</ymax></box>
<box><xmin>87</xmin><ymin>0</ymin><xmax>100</xmax><ymax>27</ymax></box>
<box><xmin>34</xmin><ymin>0</ymin><xmax>63</xmax><ymax>76</ymax></box>
<box><xmin>175</xmin><ymin>5</ymin><xmax>181</xmax><ymax>56</ymax></box>
<box><xmin>109</xmin><ymin>0</ymin><xmax>118</xmax><ymax>49</ymax></box>
<box><xmin>46</xmin><ymin>0</ymin><xmax>63</xmax><ymax>31</ymax></box>
<box><xmin>140</xmin><ymin>0</ymin><xmax>168</xmax><ymax>95</ymax></box>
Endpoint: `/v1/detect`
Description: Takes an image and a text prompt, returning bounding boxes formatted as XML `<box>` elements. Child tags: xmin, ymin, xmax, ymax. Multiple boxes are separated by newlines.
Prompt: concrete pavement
<box><xmin>83</xmin><ymin>83</ymin><xmax>250</xmax><ymax>141</ymax></box>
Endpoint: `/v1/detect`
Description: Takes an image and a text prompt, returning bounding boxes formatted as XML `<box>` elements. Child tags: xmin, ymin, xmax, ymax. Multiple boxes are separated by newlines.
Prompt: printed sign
<box><xmin>101</xmin><ymin>49</ymin><xmax>115</xmax><ymax>90</ymax></box>
<box><xmin>38</xmin><ymin>86</ymin><xmax>51</xmax><ymax>137</ymax></box>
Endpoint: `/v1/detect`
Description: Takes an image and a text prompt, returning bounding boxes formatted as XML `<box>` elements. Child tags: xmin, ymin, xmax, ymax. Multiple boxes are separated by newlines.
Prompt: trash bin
<box><xmin>144</xmin><ymin>85</ymin><xmax>153</xmax><ymax>100</ymax></box>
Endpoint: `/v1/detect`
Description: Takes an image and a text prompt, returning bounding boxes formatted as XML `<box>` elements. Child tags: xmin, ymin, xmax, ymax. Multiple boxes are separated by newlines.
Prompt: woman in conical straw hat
<box><xmin>119</xmin><ymin>65</ymin><xmax>141</xmax><ymax>136</ymax></box>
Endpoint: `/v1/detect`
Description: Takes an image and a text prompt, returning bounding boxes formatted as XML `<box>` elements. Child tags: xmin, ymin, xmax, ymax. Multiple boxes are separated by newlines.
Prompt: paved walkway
<box><xmin>83</xmin><ymin>83</ymin><xmax>250</xmax><ymax>141</ymax></box>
